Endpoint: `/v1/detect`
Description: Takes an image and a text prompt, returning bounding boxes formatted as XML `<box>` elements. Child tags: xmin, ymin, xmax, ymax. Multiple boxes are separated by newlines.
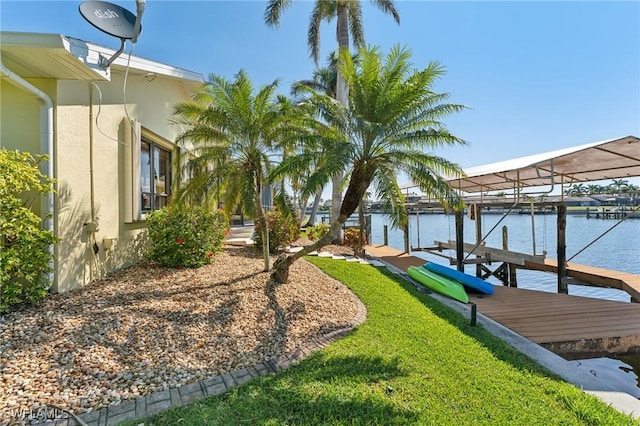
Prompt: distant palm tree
<box><xmin>270</xmin><ymin>45</ymin><xmax>467</xmax><ymax>283</ymax></box>
<box><xmin>586</xmin><ymin>184</ymin><xmax>601</xmax><ymax>195</ymax></box>
<box><xmin>173</xmin><ymin>70</ymin><xmax>295</xmax><ymax>272</ymax></box>
<box><xmin>608</xmin><ymin>179</ymin><xmax>629</xmax><ymax>195</ymax></box>
<box><xmin>265</xmin><ymin>0</ymin><xmax>400</xmax><ymax>230</ymax></box>
<box><xmin>565</xmin><ymin>183</ymin><xmax>586</xmax><ymax>196</ymax></box>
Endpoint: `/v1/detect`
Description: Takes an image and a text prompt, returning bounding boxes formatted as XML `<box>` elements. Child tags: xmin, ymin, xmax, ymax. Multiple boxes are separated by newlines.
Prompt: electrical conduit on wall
<box><xmin>0</xmin><ymin>60</ymin><xmax>56</xmax><ymax>286</ymax></box>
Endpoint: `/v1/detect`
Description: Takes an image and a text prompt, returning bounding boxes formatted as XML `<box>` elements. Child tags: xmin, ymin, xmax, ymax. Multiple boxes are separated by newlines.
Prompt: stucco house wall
<box><xmin>1</xmin><ymin>32</ymin><xmax>204</xmax><ymax>292</ymax></box>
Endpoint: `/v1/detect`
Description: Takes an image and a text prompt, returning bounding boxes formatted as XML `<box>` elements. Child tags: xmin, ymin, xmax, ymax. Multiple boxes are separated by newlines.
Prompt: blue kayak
<box><xmin>423</xmin><ymin>262</ymin><xmax>494</xmax><ymax>295</ymax></box>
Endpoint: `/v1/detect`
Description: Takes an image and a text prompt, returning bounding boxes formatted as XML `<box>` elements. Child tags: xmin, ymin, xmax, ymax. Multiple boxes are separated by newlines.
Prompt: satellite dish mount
<box><xmin>79</xmin><ymin>0</ymin><xmax>146</xmax><ymax>69</ymax></box>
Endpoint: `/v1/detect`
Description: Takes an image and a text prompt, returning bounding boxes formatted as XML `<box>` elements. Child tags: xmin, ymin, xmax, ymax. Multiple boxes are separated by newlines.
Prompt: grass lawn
<box><xmin>130</xmin><ymin>258</ymin><xmax>637</xmax><ymax>425</ymax></box>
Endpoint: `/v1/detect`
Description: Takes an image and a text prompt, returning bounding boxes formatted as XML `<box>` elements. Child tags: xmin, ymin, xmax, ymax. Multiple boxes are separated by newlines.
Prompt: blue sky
<box><xmin>2</xmin><ymin>1</ymin><xmax>639</xmax><ymax>180</ymax></box>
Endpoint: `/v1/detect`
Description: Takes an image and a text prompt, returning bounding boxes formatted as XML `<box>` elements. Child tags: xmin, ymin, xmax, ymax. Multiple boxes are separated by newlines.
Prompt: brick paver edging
<box><xmin>46</xmin><ymin>263</ymin><xmax>367</xmax><ymax>426</ymax></box>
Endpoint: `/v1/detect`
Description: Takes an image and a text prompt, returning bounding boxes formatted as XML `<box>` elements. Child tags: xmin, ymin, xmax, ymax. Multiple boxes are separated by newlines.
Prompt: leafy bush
<box><xmin>146</xmin><ymin>205</ymin><xmax>228</xmax><ymax>268</ymax></box>
<box><xmin>307</xmin><ymin>223</ymin><xmax>329</xmax><ymax>241</ymax></box>
<box><xmin>254</xmin><ymin>208</ymin><xmax>300</xmax><ymax>254</ymax></box>
<box><xmin>0</xmin><ymin>149</ymin><xmax>57</xmax><ymax>312</ymax></box>
<box><xmin>343</xmin><ymin>227</ymin><xmax>367</xmax><ymax>256</ymax></box>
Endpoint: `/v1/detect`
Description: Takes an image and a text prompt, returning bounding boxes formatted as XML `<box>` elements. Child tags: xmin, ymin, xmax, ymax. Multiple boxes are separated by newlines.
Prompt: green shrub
<box><xmin>0</xmin><ymin>149</ymin><xmax>57</xmax><ymax>312</ymax></box>
<box><xmin>254</xmin><ymin>208</ymin><xmax>299</xmax><ymax>254</ymax></box>
<box><xmin>146</xmin><ymin>205</ymin><xmax>228</xmax><ymax>268</ymax></box>
<box><xmin>307</xmin><ymin>222</ymin><xmax>329</xmax><ymax>241</ymax></box>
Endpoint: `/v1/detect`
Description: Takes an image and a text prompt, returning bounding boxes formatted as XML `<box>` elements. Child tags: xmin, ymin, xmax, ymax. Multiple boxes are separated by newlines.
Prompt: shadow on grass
<box><xmin>151</xmin><ymin>353</ymin><xmax>416</xmax><ymax>425</ymax></box>
<box><xmin>376</xmin><ymin>266</ymin><xmax>565</xmax><ymax>379</ymax></box>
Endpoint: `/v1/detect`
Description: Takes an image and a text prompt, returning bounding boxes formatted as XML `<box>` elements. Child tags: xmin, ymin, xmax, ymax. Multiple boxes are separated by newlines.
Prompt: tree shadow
<box><xmin>56</xmin><ymin>181</ymin><xmax>94</xmax><ymax>292</ymax></box>
<box><xmin>159</xmin><ymin>353</ymin><xmax>417</xmax><ymax>425</ymax></box>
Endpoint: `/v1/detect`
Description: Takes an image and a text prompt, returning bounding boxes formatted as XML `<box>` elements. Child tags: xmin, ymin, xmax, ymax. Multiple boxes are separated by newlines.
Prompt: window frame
<box><xmin>140</xmin><ymin>138</ymin><xmax>172</xmax><ymax>214</ymax></box>
<box><xmin>124</xmin><ymin>119</ymin><xmax>176</xmax><ymax>223</ymax></box>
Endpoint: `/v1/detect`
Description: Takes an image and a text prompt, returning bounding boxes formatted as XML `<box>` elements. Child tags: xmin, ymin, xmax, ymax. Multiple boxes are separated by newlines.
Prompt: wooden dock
<box><xmin>365</xmin><ymin>244</ymin><xmax>640</xmax><ymax>356</ymax></box>
<box><xmin>525</xmin><ymin>259</ymin><xmax>640</xmax><ymax>302</ymax></box>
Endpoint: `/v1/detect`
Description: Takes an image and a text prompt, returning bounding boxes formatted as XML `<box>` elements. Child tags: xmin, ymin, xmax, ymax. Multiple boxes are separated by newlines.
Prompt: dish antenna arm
<box><xmin>100</xmin><ymin>37</ymin><xmax>126</xmax><ymax>69</ymax></box>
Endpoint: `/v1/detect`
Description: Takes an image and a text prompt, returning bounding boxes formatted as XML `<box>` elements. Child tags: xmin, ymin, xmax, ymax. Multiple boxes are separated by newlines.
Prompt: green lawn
<box><xmin>132</xmin><ymin>258</ymin><xmax>637</xmax><ymax>425</ymax></box>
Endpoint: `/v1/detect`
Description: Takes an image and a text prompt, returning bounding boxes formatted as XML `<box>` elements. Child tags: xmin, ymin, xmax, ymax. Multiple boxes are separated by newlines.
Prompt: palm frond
<box><xmin>264</xmin><ymin>0</ymin><xmax>292</xmax><ymax>28</ymax></box>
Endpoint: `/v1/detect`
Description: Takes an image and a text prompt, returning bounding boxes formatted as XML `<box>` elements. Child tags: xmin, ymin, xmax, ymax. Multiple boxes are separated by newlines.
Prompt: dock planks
<box><xmin>525</xmin><ymin>259</ymin><xmax>640</xmax><ymax>301</ymax></box>
<box><xmin>364</xmin><ymin>244</ymin><xmax>640</xmax><ymax>356</ymax></box>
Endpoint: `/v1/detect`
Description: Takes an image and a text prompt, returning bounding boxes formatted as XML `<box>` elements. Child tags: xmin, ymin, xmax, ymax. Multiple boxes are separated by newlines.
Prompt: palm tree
<box><xmin>270</xmin><ymin>45</ymin><xmax>467</xmax><ymax>283</ymax></box>
<box><xmin>292</xmin><ymin>51</ymin><xmax>339</xmax><ymax>100</ymax></box>
<box><xmin>172</xmin><ymin>70</ymin><xmax>295</xmax><ymax>272</ymax></box>
<box><xmin>291</xmin><ymin>51</ymin><xmax>360</xmax><ymax>227</ymax></box>
<box><xmin>266</xmin><ymin>0</ymin><xmax>400</xmax><ymax>231</ymax></box>
<box><xmin>586</xmin><ymin>184</ymin><xmax>601</xmax><ymax>195</ymax></box>
<box><xmin>565</xmin><ymin>183</ymin><xmax>586</xmax><ymax>196</ymax></box>
<box><xmin>290</xmin><ymin>52</ymin><xmax>339</xmax><ymax>227</ymax></box>
<box><xmin>608</xmin><ymin>179</ymin><xmax>629</xmax><ymax>195</ymax></box>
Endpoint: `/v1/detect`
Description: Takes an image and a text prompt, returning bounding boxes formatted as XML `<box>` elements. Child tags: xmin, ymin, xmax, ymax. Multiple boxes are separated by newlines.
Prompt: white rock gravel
<box><xmin>0</xmin><ymin>246</ymin><xmax>360</xmax><ymax>424</ymax></box>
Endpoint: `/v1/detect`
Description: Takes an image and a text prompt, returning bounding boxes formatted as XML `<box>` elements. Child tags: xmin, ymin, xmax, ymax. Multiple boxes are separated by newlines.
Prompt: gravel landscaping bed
<box><xmin>0</xmin><ymin>246</ymin><xmax>360</xmax><ymax>423</ymax></box>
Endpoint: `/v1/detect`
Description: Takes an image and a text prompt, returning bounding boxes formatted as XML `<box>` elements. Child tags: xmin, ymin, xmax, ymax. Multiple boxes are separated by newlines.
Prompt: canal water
<box><xmin>364</xmin><ymin>212</ymin><xmax>640</xmax><ymax>397</ymax></box>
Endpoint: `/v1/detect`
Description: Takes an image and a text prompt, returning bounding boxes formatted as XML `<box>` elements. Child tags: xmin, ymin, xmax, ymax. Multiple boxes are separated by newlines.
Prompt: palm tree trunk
<box><xmin>254</xmin><ymin>191</ymin><xmax>270</xmax><ymax>272</ymax></box>
<box><xmin>271</xmin><ymin>219</ymin><xmax>343</xmax><ymax>284</ymax></box>
<box><xmin>271</xmin><ymin>168</ymin><xmax>372</xmax><ymax>284</ymax></box>
<box><xmin>356</xmin><ymin>197</ymin><xmax>365</xmax><ymax>258</ymax></box>
<box><xmin>330</xmin><ymin>4</ymin><xmax>350</xmax><ymax>243</ymax></box>
<box><xmin>304</xmin><ymin>189</ymin><xmax>323</xmax><ymax>227</ymax></box>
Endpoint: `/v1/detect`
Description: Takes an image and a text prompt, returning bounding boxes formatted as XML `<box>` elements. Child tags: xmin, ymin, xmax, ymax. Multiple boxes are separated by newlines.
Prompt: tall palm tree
<box><xmin>291</xmin><ymin>51</ymin><xmax>358</xmax><ymax>227</ymax></box>
<box><xmin>266</xmin><ymin>0</ymin><xmax>400</xmax><ymax>229</ymax></box>
<box><xmin>172</xmin><ymin>70</ymin><xmax>294</xmax><ymax>272</ymax></box>
<box><xmin>270</xmin><ymin>45</ymin><xmax>467</xmax><ymax>283</ymax></box>
<box><xmin>292</xmin><ymin>51</ymin><xmax>339</xmax><ymax>100</ymax></box>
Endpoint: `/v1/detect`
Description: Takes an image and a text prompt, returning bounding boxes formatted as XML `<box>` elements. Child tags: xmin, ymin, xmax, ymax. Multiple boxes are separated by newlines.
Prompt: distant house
<box><xmin>561</xmin><ymin>196</ymin><xmax>601</xmax><ymax>207</ymax></box>
<box><xmin>1</xmin><ymin>32</ymin><xmax>204</xmax><ymax>292</ymax></box>
<box><xmin>590</xmin><ymin>195</ymin><xmax>618</xmax><ymax>206</ymax></box>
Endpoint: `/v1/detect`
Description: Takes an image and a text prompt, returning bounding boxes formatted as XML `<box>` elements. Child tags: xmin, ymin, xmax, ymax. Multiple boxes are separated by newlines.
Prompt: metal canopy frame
<box><xmin>447</xmin><ymin>135</ymin><xmax>640</xmax><ymax>195</ymax></box>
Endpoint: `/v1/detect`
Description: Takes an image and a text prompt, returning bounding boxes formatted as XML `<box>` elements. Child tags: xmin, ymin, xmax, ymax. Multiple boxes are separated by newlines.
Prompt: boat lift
<box><xmin>405</xmin><ymin>135</ymin><xmax>640</xmax><ymax>298</ymax></box>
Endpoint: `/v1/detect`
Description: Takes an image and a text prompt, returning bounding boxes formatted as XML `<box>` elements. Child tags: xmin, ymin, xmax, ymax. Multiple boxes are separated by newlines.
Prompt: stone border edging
<box><xmin>46</xmin><ymin>261</ymin><xmax>367</xmax><ymax>426</ymax></box>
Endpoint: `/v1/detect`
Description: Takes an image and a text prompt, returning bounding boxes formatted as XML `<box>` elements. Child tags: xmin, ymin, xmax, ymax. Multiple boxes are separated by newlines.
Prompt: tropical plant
<box><xmin>172</xmin><ymin>70</ymin><xmax>297</xmax><ymax>271</ymax></box>
<box><xmin>266</xmin><ymin>0</ymin><xmax>401</xmax><ymax>230</ymax></box>
<box><xmin>146</xmin><ymin>205</ymin><xmax>227</xmax><ymax>268</ymax></box>
<box><xmin>307</xmin><ymin>222</ymin><xmax>330</xmax><ymax>241</ymax></box>
<box><xmin>270</xmin><ymin>45</ymin><xmax>467</xmax><ymax>283</ymax></box>
<box><xmin>343</xmin><ymin>227</ymin><xmax>367</xmax><ymax>257</ymax></box>
<box><xmin>0</xmin><ymin>149</ymin><xmax>57</xmax><ymax>312</ymax></box>
<box><xmin>253</xmin><ymin>207</ymin><xmax>300</xmax><ymax>254</ymax></box>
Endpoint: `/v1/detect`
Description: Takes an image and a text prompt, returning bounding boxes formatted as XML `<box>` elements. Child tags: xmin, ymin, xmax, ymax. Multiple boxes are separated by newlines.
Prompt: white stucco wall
<box><xmin>52</xmin><ymin>70</ymin><xmax>196</xmax><ymax>292</ymax></box>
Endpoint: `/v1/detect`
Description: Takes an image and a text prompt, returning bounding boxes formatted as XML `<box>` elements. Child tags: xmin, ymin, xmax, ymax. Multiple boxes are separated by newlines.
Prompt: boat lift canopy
<box><xmin>441</xmin><ymin>135</ymin><xmax>640</xmax><ymax>194</ymax></box>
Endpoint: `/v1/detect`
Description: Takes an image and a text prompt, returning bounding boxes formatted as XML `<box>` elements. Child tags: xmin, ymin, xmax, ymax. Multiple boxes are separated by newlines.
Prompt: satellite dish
<box><xmin>79</xmin><ymin>0</ymin><xmax>145</xmax><ymax>69</ymax></box>
<box><xmin>79</xmin><ymin>1</ymin><xmax>139</xmax><ymax>40</ymax></box>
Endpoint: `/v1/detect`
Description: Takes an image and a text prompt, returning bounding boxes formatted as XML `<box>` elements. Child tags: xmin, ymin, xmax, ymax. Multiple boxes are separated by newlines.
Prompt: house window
<box><xmin>140</xmin><ymin>140</ymin><xmax>171</xmax><ymax>212</ymax></box>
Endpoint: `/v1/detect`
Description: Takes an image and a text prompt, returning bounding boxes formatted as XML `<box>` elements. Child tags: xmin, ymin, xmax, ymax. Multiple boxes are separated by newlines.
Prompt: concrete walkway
<box><xmin>224</xmin><ymin>224</ymin><xmax>255</xmax><ymax>246</ymax></box>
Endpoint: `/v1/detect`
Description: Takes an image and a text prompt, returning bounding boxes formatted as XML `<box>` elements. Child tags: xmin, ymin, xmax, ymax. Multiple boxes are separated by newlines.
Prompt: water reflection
<box><xmin>573</xmin><ymin>356</ymin><xmax>640</xmax><ymax>398</ymax></box>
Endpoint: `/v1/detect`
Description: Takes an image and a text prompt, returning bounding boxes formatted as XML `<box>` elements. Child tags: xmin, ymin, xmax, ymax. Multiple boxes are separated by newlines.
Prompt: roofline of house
<box><xmin>1</xmin><ymin>31</ymin><xmax>205</xmax><ymax>83</ymax></box>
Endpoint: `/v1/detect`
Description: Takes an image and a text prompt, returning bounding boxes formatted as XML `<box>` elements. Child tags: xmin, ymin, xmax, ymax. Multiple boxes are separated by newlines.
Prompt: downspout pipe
<box><xmin>0</xmin><ymin>60</ymin><xmax>55</xmax><ymax>286</ymax></box>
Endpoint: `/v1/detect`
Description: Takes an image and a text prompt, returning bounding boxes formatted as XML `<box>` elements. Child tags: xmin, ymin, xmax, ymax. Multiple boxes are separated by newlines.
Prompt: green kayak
<box><xmin>407</xmin><ymin>266</ymin><xmax>469</xmax><ymax>303</ymax></box>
